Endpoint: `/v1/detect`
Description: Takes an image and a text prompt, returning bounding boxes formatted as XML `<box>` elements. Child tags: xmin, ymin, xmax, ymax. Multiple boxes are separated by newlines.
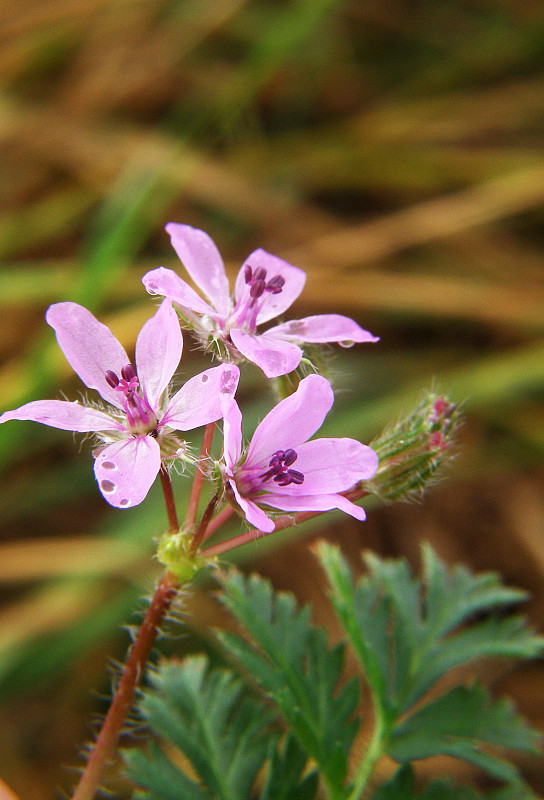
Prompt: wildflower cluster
<box><xmin>0</xmin><ymin>223</ymin><xmax>381</xmax><ymax>533</ymax></box>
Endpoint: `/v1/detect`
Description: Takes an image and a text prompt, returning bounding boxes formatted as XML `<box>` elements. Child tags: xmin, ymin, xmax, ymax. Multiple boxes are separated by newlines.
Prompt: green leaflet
<box><xmin>317</xmin><ymin>542</ymin><xmax>543</xmax><ymax>719</ymax></box>
<box><xmin>125</xmin><ymin>656</ymin><xmax>318</xmax><ymax>800</ymax></box>
<box><xmin>216</xmin><ymin>570</ymin><xmax>359</xmax><ymax>800</ymax></box>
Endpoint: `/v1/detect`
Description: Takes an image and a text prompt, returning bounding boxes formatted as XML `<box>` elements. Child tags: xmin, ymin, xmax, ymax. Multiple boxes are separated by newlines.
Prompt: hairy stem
<box><xmin>185</xmin><ymin>422</ymin><xmax>215</xmax><ymax>529</ymax></box>
<box><xmin>199</xmin><ymin>504</ymin><xmax>234</xmax><ymax>543</ymax></box>
<box><xmin>70</xmin><ymin>570</ymin><xmax>179</xmax><ymax>800</ymax></box>
<box><xmin>190</xmin><ymin>492</ymin><xmax>220</xmax><ymax>553</ymax></box>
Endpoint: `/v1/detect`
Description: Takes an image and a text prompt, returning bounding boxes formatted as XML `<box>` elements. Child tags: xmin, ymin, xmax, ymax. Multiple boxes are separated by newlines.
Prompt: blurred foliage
<box><xmin>0</xmin><ymin>0</ymin><xmax>543</xmax><ymax>798</ymax></box>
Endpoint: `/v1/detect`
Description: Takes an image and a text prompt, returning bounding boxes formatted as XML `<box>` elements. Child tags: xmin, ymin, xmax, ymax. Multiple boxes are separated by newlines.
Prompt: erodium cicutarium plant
<box><xmin>1</xmin><ymin>224</ymin><xmax>541</xmax><ymax>800</ymax></box>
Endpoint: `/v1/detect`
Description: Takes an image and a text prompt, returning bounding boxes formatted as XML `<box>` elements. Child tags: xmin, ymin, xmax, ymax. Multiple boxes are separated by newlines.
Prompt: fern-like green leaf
<box><xmin>388</xmin><ymin>684</ymin><xmax>540</xmax><ymax>783</ymax></box>
<box><xmin>216</xmin><ymin>570</ymin><xmax>359</xmax><ymax>799</ymax></box>
<box><xmin>317</xmin><ymin>542</ymin><xmax>543</xmax><ymax>720</ymax></box>
<box><xmin>125</xmin><ymin>655</ymin><xmax>273</xmax><ymax>800</ymax></box>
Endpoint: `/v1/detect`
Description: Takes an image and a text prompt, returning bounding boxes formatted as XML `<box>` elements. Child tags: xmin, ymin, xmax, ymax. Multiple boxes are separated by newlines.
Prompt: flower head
<box><xmin>0</xmin><ymin>300</ymin><xmax>239</xmax><ymax>508</ymax></box>
<box><xmin>221</xmin><ymin>374</ymin><xmax>378</xmax><ymax>532</ymax></box>
<box><xmin>142</xmin><ymin>223</ymin><xmax>379</xmax><ymax>378</ymax></box>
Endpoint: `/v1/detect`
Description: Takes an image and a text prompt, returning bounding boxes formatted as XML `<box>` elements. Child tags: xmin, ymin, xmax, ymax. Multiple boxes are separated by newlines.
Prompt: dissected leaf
<box><xmin>216</xmin><ymin>570</ymin><xmax>359</xmax><ymax>798</ymax></box>
<box><xmin>317</xmin><ymin>542</ymin><xmax>543</xmax><ymax>719</ymax></box>
<box><xmin>125</xmin><ymin>656</ymin><xmax>272</xmax><ymax>800</ymax></box>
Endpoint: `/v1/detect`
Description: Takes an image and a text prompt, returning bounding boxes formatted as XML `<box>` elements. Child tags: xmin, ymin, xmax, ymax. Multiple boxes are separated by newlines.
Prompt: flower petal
<box><xmin>142</xmin><ymin>267</ymin><xmax>214</xmax><ymax>316</ymax></box>
<box><xmin>246</xmin><ymin>374</ymin><xmax>334</xmax><ymax>465</ymax></box>
<box><xmin>267</xmin><ymin>314</ymin><xmax>379</xmax><ymax>344</ymax></box>
<box><xmin>230</xmin><ymin>329</ymin><xmax>301</xmax><ymax>378</ymax></box>
<box><xmin>234</xmin><ymin>249</ymin><xmax>306</xmax><ymax>325</ymax></box>
<box><xmin>136</xmin><ymin>299</ymin><xmax>182</xmax><ymax>410</ymax></box>
<box><xmin>258</xmin><ymin>491</ymin><xmax>367</xmax><ymax>521</ymax></box>
<box><xmin>221</xmin><ymin>396</ymin><xmax>243</xmax><ymax>471</ymax></box>
<box><xmin>230</xmin><ymin>479</ymin><xmax>275</xmax><ymax>533</ymax></box>
<box><xmin>0</xmin><ymin>399</ymin><xmax>124</xmax><ymax>432</ymax></box>
<box><xmin>166</xmin><ymin>223</ymin><xmax>231</xmax><ymax>316</ymax></box>
<box><xmin>46</xmin><ymin>302</ymin><xmax>129</xmax><ymax>408</ymax></box>
<box><xmin>162</xmin><ymin>364</ymin><xmax>240</xmax><ymax>431</ymax></box>
<box><xmin>287</xmin><ymin>438</ymin><xmax>378</xmax><ymax>494</ymax></box>
<box><xmin>94</xmin><ymin>436</ymin><xmax>161</xmax><ymax>508</ymax></box>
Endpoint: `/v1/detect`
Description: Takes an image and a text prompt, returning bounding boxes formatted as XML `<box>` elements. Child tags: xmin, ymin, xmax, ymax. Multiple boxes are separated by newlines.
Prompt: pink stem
<box><xmin>185</xmin><ymin>422</ymin><xmax>215</xmax><ymax>529</ymax></box>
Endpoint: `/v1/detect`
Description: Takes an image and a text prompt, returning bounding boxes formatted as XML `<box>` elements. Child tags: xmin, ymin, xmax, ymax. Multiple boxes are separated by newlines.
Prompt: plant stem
<box><xmin>190</xmin><ymin>492</ymin><xmax>219</xmax><ymax>553</ymax></box>
<box><xmin>199</xmin><ymin>504</ymin><xmax>234</xmax><ymax>542</ymax></box>
<box><xmin>185</xmin><ymin>422</ymin><xmax>215</xmax><ymax>529</ymax></box>
<box><xmin>70</xmin><ymin>570</ymin><xmax>179</xmax><ymax>800</ymax></box>
<box><xmin>159</xmin><ymin>466</ymin><xmax>179</xmax><ymax>532</ymax></box>
<box><xmin>348</xmin><ymin>716</ymin><xmax>386</xmax><ymax>800</ymax></box>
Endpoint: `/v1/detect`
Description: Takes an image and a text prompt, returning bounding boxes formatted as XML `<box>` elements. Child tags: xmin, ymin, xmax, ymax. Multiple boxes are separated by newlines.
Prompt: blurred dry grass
<box><xmin>0</xmin><ymin>0</ymin><xmax>543</xmax><ymax>797</ymax></box>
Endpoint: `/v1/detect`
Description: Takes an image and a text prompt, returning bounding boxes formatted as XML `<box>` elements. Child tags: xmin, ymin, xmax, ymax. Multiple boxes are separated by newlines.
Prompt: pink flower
<box><xmin>221</xmin><ymin>374</ymin><xmax>378</xmax><ymax>532</ymax></box>
<box><xmin>142</xmin><ymin>223</ymin><xmax>379</xmax><ymax>378</ymax></box>
<box><xmin>0</xmin><ymin>300</ymin><xmax>239</xmax><ymax>508</ymax></box>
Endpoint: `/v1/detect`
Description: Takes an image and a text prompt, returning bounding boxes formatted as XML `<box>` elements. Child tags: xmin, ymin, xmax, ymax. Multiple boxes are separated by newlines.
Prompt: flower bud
<box><xmin>366</xmin><ymin>392</ymin><xmax>460</xmax><ymax>502</ymax></box>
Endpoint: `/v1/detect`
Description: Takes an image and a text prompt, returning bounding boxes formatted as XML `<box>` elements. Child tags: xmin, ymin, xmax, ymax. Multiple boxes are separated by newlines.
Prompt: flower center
<box><xmin>227</xmin><ymin>265</ymin><xmax>286</xmax><ymax>335</ymax></box>
<box><xmin>260</xmin><ymin>448</ymin><xmax>304</xmax><ymax>487</ymax></box>
<box><xmin>105</xmin><ymin>364</ymin><xmax>158</xmax><ymax>434</ymax></box>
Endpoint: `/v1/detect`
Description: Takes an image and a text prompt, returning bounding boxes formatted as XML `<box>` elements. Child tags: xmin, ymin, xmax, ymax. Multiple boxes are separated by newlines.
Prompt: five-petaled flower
<box><xmin>0</xmin><ymin>299</ymin><xmax>239</xmax><ymax>508</ymax></box>
<box><xmin>221</xmin><ymin>373</ymin><xmax>379</xmax><ymax>532</ymax></box>
<box><xmin>142</xmin><ymin>223</ymin><xmax>379</xmax><ymax>378</ymax></box>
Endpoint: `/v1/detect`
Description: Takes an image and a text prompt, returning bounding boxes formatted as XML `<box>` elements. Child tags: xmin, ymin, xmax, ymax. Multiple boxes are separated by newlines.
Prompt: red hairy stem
<box><xmin>185</xmin><ymin>422</ymin><xmax>215</xmax><ymax>529</ymax></box>
<box><xmin>70</xmin><ymin>570</ymin><xmax>179</xmax><ymax>800</ymax></box>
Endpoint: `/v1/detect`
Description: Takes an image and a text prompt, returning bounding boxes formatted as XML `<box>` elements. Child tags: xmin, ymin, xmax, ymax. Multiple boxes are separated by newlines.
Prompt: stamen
<box><xmin>266</xmin><ymin>275</ymin><xmax>285</xmax><ymax>294</ymax></box>
<box><xmin>121</xmin><ymin>364</ymin><xmax>137</xmax><ymax>381</ymax></box>
<box><xmin>260</xmin><ymin>448</ymin><xmax>304</xmax><ymax>487</ymax></box>
<box><xmin>105</xmin><ymin>370</ymin><xmax>119</xmax><ymax>388</ymax></box>
<box><xmin>244</xmin><ymin>265</ymin><xmax>253</xmax><ymax>283</ymax></box>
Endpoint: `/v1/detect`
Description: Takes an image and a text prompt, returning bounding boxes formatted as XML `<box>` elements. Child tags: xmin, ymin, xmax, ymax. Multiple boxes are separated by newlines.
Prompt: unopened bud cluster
<box><xmin>366</xmin><ymin>393</ymin><xmax>460</xmax><ymax>502</ymax></box>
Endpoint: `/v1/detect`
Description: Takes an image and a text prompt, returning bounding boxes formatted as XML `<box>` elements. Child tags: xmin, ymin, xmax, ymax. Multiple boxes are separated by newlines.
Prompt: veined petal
<box><xmin>94</xmin><ymin>436</ymin><xmax>161</xmax><ymax>508</ymax></box>
<box><xmin>142</xmin><ymin>267</ymin><xmax>214</xmax><ymax>316</ymax></box>
<box><xmin>246</xmin><ymin>374</ymin><xmax>334</xmax><ymax>465</ymax></box>
<box><xmin>230</xmin><ymin>329</ymin><xmax>301</xmax><ymax>378</ymax></box>
<box><xmin>230</xmin><ymin>480</ymin><xmax>275</xmax><ymax>533</ymax></box>
<box><xmin>221</xmin><ymin>396</ymin><xmax>243</xmax><ymax>470</ymax></box>
<box><xmin>166</xmin><ymin>223</ymin><xmax>231</xmax><ymax>316</ymax></box>
<box><xmin>290</xmin><ymin>438</ymin><xmax>378</xmax><ymax>494</ymax></box>
<box><xmin>136</xmin><ymin>299</ymin><xmax>182</xmax><ymax>410</ymax></box>
<box><xmin>234</xmin><ymin>249</ymin><xmax>306</xmax><ymax>325</ymax></box>
<box><xmin>162</xmin><ymin>364</ymin><xmax>239</xmax><ymax>431</ymax></box>
<box><xmin>258</xmin><ymin>491</ymin><xmax>367</xmax><ymax>521</ymax></box>
<box><xmin>46</xmin><ymin>302</ymin><xmax>129</xmax><ymax>408</ymax></box>
<box><xmin>0</xmin><ymin>399</ymin><xmax>124</xmax><ymax>432</ymax></box>
<box><xmin>267</xmin><ymin>314</ymin><xmax>379</xmax><ymax>344</ymax></box>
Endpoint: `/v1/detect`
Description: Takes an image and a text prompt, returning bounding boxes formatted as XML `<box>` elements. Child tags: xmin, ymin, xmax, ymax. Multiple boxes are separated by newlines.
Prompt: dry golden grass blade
<box><xmin>285</xmin><ymin>164</ymin><xmax>544</xmax><ymax>268</ymax></box>
<box><xmin>0</xmin><ymin>776</ymin><xmax>22</xmax><ymax>800</ymax></box>
<box><xmin>0</xmin><ymin>582</ymin><xmax>105</xmax><ymax>653</ymax></box>
<box><xmin>0</xmin><ymin>535</ymin><xmax>150</xmax><ymax>583</ymax></box>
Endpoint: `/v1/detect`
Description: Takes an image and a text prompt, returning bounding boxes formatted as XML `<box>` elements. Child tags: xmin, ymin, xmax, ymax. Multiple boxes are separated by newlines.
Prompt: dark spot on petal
<box><xmin>100</xmin><ymin>480</ymin><xmax>116</xmax><ymax>493</ymax></box>
<box><xmin>201</xmin><ymin>374</ymin><xmax>209</xmax><ymax>383</ymax></box>
<box><xmin>119</xmin><ymin>499</ymin><xmax>130</xmax><ymax>507</ymax></box>
<box><xmin>101</xmin><ymin>461</ymin><xmax>117</xmax><ymax>470</ymax></box>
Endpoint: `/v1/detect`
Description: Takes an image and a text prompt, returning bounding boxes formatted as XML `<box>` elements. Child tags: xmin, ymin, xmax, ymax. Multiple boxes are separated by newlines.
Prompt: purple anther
<box><xmin>121</xmin><ymin>364</ymin><xmax>137</xmax><ymax>381</ymax></box>
<box><xmin>266</xmin><ymin>275</ymin><xmax>285</xmax><ymax>294</ymax></box>
<box><xmin>253</xmin><ymin>267</ymin><xmax>267</xmax><ymax>282</ymax></box>
<box><xmin>244</xmin><ymin>265</ymin><xmax>253</xmax><ymax>284</ymax></box>
<box><xmin>287</xmin><ymin>469</ymin><xmax>304</xmax><ymax>485</ymax></box>
<box><xmin>105</xmin><ymin>370</ymin><xmax>119</xmax><ymax>388</ymax></box>
<box><xmin>283</xmin><ymin>448</ymin><xmax>297</xmax><ymax>466</ymax></box>
<box><xmin>274</xmin><ymin>473</ymin><xmax>292</xmax><ymax>486</ymax></box>
<box><xmin>250</xmin><ymin>278</ymin><xmax>266</xmax><ymax>300</ymax></box>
